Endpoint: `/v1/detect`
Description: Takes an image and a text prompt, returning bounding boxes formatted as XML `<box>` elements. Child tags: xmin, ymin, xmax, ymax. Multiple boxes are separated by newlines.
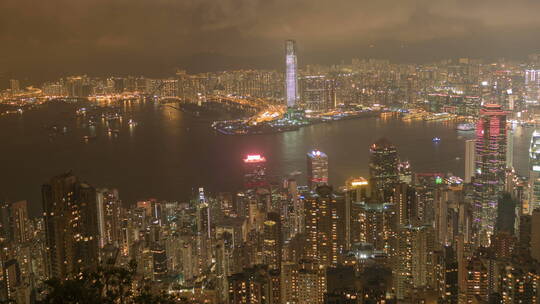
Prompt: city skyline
<box><xmin>4</xmin><ymin>2</ymin><xmax>540</xmax><ymax>302</ymax></box>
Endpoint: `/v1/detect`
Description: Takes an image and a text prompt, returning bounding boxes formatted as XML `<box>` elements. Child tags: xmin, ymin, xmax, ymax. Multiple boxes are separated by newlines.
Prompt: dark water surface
<box><xmin>0</xmin><ymin>100</ymin><xmax>532</xmax><ymax>216</ymax></box>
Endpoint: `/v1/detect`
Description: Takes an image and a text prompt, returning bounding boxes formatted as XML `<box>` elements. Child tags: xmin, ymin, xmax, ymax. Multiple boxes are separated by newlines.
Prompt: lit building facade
<box><xmin>301</xmin><ymin>75</ymin><xmax>333</xmax><ymax>111</ymax></box>
<box><xmin>243</xmin><ymin>154</ymin><xmax>267</xmax><ymax>189</ymax></box>
<box><xmin>96</xmin><ymin>188</ymin><xmax>121</xmax><ymax>248</ymax></box>
<box><xmin>473</xmin><ymin>104</ymin><xmax>507</xmax><ymax>246</ymax></box>
<box><xmin>285</xmin><ymin>40</ymin><xmax>299</xmax><ymax>108</ymax></box>
<box><xmin>307</xmin><ymin>150</ymin><xmax>328</xmax><ymax>190</ymax></box>
<box><xmin>42</xmin><ymin>172</ymin><xmax>99</xmax><ymax>279</ymax></box>
<box><xmin>304</xmin><ymin>186</ymin><xmax>344</xmax><ymax>267</ymax></box>
<box><xmin>464</xmin><ymin>139</ymin><xmax>475</xmax><ymax>183</ymax></box>
<box><xmin>263</xmin><ymin>212</ymin><xmax>282</xmax><ymax>271</ymax></box>
<box><xmin>529</xmin><ymin>131</ymin><xmax>540</xmax><ymax>212</ymax></box>
<box><xmin>369</xmin><ymin>138</ymin><xmax>399</xmax><ymax>201</ymax></box>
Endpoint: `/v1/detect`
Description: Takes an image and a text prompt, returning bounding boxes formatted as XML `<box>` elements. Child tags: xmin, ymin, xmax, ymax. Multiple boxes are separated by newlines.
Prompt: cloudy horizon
<box><xmin>2</xmin><ymin>0</ymin><xmax>540</xmax><ymax>85</ymax></box>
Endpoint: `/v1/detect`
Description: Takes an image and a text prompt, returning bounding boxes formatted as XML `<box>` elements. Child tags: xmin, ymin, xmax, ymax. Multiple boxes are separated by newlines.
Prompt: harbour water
<box><xmin>0</xmin><ymin>99</ymin><xmax>533</xmax><ymax>216</ymax></box>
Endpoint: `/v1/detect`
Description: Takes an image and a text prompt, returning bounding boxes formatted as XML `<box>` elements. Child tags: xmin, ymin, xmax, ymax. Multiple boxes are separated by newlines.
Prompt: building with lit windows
<box><xmin>344</xmin><ymin>177</ymin><xmax>370</xmax><ymax>249</ymax></box>
<box><xmin>285</xmin><ymin>40</ymin><xmax>299</xmax><ymax>108</ymax></box>
<box><xmin>473</xmin><ymin>104</ymin><xmax>507</xmax><ymax>246</ymax></box>
<box><xmin>307</xmin><ymin>150</ymin><xmax>328</xmax><ymax>190</ymax></box>
<box><xmin>297</xmin><ymin>259</ymin><xmax>326</xmax><ymax>304</ymax></box>
<box><xmin>243</xmin><ymin>154</ymin><xmax>267</xmax><ymax>189</ymax></box>
<box><xmin>10</xmin><ymin>201</ymin><xmax>28</xmax><ymax>244</ymax></box>
<box><xmin>301</xmin><ymin>75</ymin><xmax>333</xmax><ymax>111</ymax></box>
<box><xmin>529</xmin><ymin>131</ymin><xmax>540</xmax><ymax>212</ymax></box>
<box><xmin>465</xmin><ymin>256</ymin><xmax>489</xmax><ymax>303</ymax></box>
<box><xmin>228</xmin><ymin>265</ymin><xmax>280</xmax><ymax>304</ymax></box>
<box><xmin>369</xmin><ymin>138</ymin><xmax>399</xmax><ymax>201</ymax></box>
<box><xmin>96</xmin><ymin>188</ymin><xmax>121</xmax><ymax>248</ymax></box>
<box><xmin>465</xmin><ymin>139</ymin><xmax>475</xmax><ymax>183</ymax></box>
<box><xmin>263</xmin><ymin>212</ymin><xmax>282</xmax><ymax>271</ymax></box>
<box><xmin>42</xmin><ymin>172</ymin><xmax>99</xmax><ymax>279</ymax></box>
<box><xmin>353</xmin><ymin>202</ymin><xmax>393</xmax><ymax>253</ymax></box>
<box><xmin>304</xmin><ymin>186</ymin><xmax>344</xmax><ymax>267</ymax></box>
<box><xmin>525</xmin><ymin>69</ymin><xmax>540</xmax><ymax>101</ymax></box>
<box><xmin>500</xmin><ymin>262</ymin><xmax>539</xmax><ymax>304</ymax></box>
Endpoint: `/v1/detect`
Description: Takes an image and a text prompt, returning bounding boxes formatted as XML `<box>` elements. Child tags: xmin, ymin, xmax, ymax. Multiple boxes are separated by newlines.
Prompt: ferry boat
<box><xmin>402</xmin><ymin>112</ymin><xmax>427</xmax><ymax>121</ymax></box>
<box><xmin>424</xmin><ymin>113</ymin><xmax>453</xmax><ymax>121</ymax></box>
<box><xmin>456</xmin><ymin>123</ymin><xmax>475</xmax><ymax>131</ymax></box>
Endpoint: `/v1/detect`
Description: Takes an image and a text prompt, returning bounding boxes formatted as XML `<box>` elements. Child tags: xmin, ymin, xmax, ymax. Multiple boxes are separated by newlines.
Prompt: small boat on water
<box><xmin>456</xmin><ymin>123</ymin><xmax>475</xmax><ymax>131</ymax></box>
<box><xmin>83</xmin><ymin>135</ymin><xmax>97</xmax><ymax>141</ymax></box>
<box><xmin>432</xmin><ymin>137</ymin><xmax>441</xmax><ymax>142</ymax></box>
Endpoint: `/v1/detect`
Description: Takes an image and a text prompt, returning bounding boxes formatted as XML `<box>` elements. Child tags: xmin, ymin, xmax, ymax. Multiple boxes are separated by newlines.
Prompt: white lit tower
<box><xmin>285</xmin><ymin>40</ymin><xmax>299</xmax><ymax>108</ymax></box>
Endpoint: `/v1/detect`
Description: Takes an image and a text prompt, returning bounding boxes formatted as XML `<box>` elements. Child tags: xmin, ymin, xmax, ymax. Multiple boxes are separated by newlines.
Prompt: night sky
<box><xmin>2</xmin><ymin>0</ymin><xmax>540</xmax><ymax>84</ymax></box>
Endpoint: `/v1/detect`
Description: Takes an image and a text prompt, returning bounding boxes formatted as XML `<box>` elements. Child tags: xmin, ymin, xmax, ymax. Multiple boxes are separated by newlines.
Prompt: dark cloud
<box><xmin>1</xmin><ymin>0</ymin><xmax>540</xmax><ymax>83</ymax></box>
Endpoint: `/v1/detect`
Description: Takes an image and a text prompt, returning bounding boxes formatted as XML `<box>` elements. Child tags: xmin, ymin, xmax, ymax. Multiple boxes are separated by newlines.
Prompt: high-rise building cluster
<box><xmin>2</xmin><ymin>120</ymin><xmax>539</xmax><ymax>303</ymax></box>
<box><xmin>7</xmin><ymin>46</ymin><xmax>540</xmax><ymax>122</ymax></box>
<box><xmin>4</xmin><ymin>44</ymin><xmax>540</xmax><ymax>303</ymax></box>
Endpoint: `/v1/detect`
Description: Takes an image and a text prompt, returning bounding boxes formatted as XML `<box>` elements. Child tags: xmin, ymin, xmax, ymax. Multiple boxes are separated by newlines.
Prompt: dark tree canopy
<box><xmin>37</xmin><ymin>262</ymin><xmax>176</xmax><ymax>304</ymax></box>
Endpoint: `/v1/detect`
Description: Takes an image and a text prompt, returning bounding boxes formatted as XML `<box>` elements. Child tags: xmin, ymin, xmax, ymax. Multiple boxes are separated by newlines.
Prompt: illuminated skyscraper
<box><xmin>228</xmin><ymin>265</ymin><xmax>280</xmax><ymax>304</ymax></box>
<box><xmin>297</xmin><ymin>260</ymin><xmax>326</xmax><ymax>304</ymax></box>
<box><xmin>525</xmin><ymin>69</ymin><xmax>540</xmax><ymax>101</ymax></box>
<box><xmin>464</xmin><ymin>139</ymin><xmax>475</xmax><ymax>183</ymax></box>
<box><xmin>369</xmin><ymin>138</ymin><xmax>399</xmax><ymax>201</ymax></box>
<box><xmin>391</xmin><ymin>182</ymin><xmax>415</xmax><ymax>228</ymax></box>
<box><xmin>506</xmin><ymin>129</ymin><xmax>514</xmax><ymax>169</ymax></box>
<box><xmin>304</xmin><ymin>185</ymin><xmax>344</xmax><ymax>266</ymax></box>
<box><xmin>301</xmin><ymin>75</ymin><xmax>333</xmax><ymax>111</ymax></box>
<box><xmin>10</xmin><ymin>200</ymin><xmax>28</xmax><ymax>244</ymax></box>
<box><xmin>151</xmin><ymin>243</ymin><xmax>167</xmax><ymax>280</ymax></box>
<box><xmin>42</xmin><ymin>172</ymin><xmax>99</xmax><ymax>279</ymax></box>
<box><xmin>307</xmin><ymin>150</ymin><xmax>328</xmax><ymax>190</ymax></box>
<box><xmin>263</xmin><ymin>212</ymin><xmax>282</xmax><ymax>271</ymax></box>
<box><xmin>465</xmin><ymin>256</ymin><xmax>489</xmax><ymax>303</ymax></box>
<box><xmin>344</xmin><ymin>177</ymin><xmax>369</xmax><ymax>249</ymax></box>
<box><xmin>473</xmin><ymin>104</ymin><xmax>507</xmax><ymax>246</ymax></box>
<box><xmin>243</xmin><ymin>154</ymin><xmax>267</xmax><ymax>189</ymax></box>
<box><xmin>96</xmin><ymin>188</ymin><xmax>121</xmax><ymax>248</ymax></box>
<box><xmin>529</xmin><ymin>131</ymin><xmax>540</xmax><ymax>211</ymax></box>
<box><xmin>525</xmin><ymin>69</ymin><xmax>540</xmax><ymax>86</ymax></box>
<box><xmin>285</xmin><ymin>40</ymin><xmax>299</xmax><ymax>108</ymax></box>
<box><xmin>196</xmin><ymin>187</ymin><xmax>212</xmax><ymax>274</ymax></box>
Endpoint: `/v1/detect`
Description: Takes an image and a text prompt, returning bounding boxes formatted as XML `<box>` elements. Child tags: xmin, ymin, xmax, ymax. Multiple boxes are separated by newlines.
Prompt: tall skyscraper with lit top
<box><xmin>473</xmin><ymin>104</ymin><xmax>507</xmax><ymax>246</ymax></box>
<box><xmin>243</xmin><ymin>154</ymin><xmax>267</xmax><ymax>189</ymax></box>
<box><xmin>307</xmin><ymin>150</ymin><xmax>328</xmax><ymax>190</ymax></box>
<box><xmin>285</xmin><ymin>40</ymin><xmax>299</xmax><ymax>108</ymax></box>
